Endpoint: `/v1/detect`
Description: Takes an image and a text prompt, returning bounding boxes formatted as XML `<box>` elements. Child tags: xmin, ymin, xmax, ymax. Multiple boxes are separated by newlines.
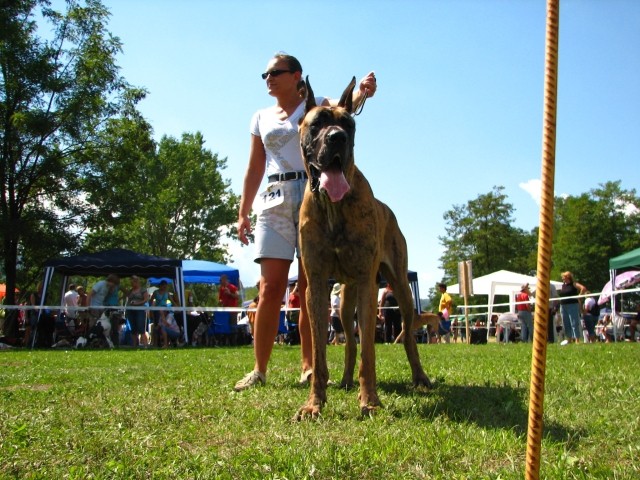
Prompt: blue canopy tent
<box><xmin>182</xmin><ymin>260</ymin><xmax>240</xmax><ymax>286</ymax></box>
<box><xmin>179</xmin><ymin>260</ymin><xmax>242</xmax><ymax>338</ymax></box>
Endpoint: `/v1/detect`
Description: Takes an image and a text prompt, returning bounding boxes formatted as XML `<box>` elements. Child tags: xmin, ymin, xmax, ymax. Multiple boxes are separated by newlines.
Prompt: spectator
<box><xmin>628</xmin><ymin>303</ymin><xmax>639</xmax><ymax>342</ymax></box>
<box><xmin>219</xmin><ymin>274</ymin><xmax>239</xmax><ymax>308</ymax></box>
<box><xmin>159</xmin><ymin>309</ymin><xmax>182</xmax><ymax>348</ymax></box>
<box><xmin>76</xmin><ymin>285</ymin><xmax>89</xmax><ymax>335</ymax></box>
<box><xmin>516</xmin><ymin>283</ymin><xmax>533</xmax><ymax>342</ymax></box>
<box><xmin>330</xmin><ymin>283</ymin><xmax>344</xmax><ymax>345</ymax></box>
<box><xmin>582</xmin><ymin>291</ymin><xmax>599</xmax><ymax>343</ymax></box>
<box><xmin>127</xmin><ymin>275</ymin><xmax>149</xmax><ymax>347</ymax></box>
<box><xmin>379</xmin><ymin>283</ymin><xmax>401</xmax><ymax>343</ymax></box>
<box><xmin>595</xmin><ymin>317</ymin><xmax>606</xmax><ymax>342</ymax></box>
<box><xmin>23</xmin><ymin>282</ymin><xmax>43</xmax><ymax>347</ymax></box>
<box><xmin>63</xmin><ymin>283</ymin><xmax>79</xmax><ymax>335</ymax></box>
<box><xmin>437</xmin><ymin>311</ymin><xmax>451</xmax><ymax>343</ymax></box>
<box><xmin>438</xmin><ymin>283</ymin><xmax>453</xmax><ymax>320</ymax></box>
<box><xmin>558</xmin><ymin>271</ymin><xmax>587</xmax><ymax>344</ymax></box>
<box><xmin>287</xmin><ymin>282</ymin><xmax>300</xmax><ymax>326</ymax></box>
<box><xmin>452</xmin><ymin>318</ymin><xmax>459</xmax><ymax>343</ymax></box>
<box><xmin>88</xmin><ymin>274</ymin><xmax>120</xmax><ymax>323</ymax></box>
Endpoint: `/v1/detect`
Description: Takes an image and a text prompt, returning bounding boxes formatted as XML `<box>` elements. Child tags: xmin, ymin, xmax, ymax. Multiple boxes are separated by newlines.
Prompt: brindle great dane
<box><xmin>296</xmin><ymin>77</ymin><xmax>432</xmax><ymax>419</ymax></box>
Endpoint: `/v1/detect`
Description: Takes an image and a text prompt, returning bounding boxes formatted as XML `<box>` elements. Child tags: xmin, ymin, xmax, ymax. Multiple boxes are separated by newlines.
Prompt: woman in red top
<box><xmin>218</xmin><ymin>274</ymin><xmax>239</xmax><ymax>308</ymax></box>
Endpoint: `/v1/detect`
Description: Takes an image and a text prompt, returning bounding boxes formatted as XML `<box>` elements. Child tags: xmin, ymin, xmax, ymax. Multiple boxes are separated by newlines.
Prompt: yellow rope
<box><xmin>526</xmin><ymin>1</ymin><xmax>560</xmax><ymax>478</ymax></box>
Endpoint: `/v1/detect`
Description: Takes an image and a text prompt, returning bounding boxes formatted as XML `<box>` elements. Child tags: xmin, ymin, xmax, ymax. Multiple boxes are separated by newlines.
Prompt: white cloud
<box><xmin>225</xmin><ymin>240</ymin><xmax>260</xmax><ymax>288</ymax></box>
<box><xmin>615</xmin><ymin>198</ymin><xmax>640</xmax><ymax>217</ymax></box>
<box><xmin>519</xmin><ymin>178</ymin><xmax>542</xmax><ymax>206</ymax></box>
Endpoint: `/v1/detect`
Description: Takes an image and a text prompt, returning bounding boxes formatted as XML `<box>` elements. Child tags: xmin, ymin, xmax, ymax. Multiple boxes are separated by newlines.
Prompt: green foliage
<box><xmin>81</xmin><ymin>125</ymin><xmax>240</xmax><ymax>262</ymax></box>
<box><xmin>439</xmin><ymin>182</ymin><xmax>640</xmax><ymax>300</ymax></box>
<box><xmin>552</xmin><ymin>181</ymin><xmax>640</xmax><ymax>289</ymax></box>
<box><xmin>0</xmin><ymin>344</ymin><xmax>638</xmax><ymax>478</ymax></box>
<box><xmin>0</xmin><ymin>0</ymin><xmax>136</xmax><ymax>334</ymax></box>
<box><xmin>439</xmin><ymin>186</ymin><xmax>537</xmax><ymax>283</ymax></box>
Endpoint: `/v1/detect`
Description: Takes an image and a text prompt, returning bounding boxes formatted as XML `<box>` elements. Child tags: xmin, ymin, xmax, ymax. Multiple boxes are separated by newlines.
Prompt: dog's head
<box><xmin>299</xmin><ymin>76</ymin><xmax>357</xmax><ymax>203</ymax></box>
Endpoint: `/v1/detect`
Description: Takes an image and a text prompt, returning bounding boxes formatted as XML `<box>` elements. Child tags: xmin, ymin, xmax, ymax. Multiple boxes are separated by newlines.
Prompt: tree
<box><xmin>439</xmin><ymin>186</ymin><xmax>536</xmax><ymax>283</ymax></box>
<box><xmin>552</xmin><ymin>181</ymin><xmax>640</xmax><ymax>289</ymax></box>
<box><xmin>1</xmin><ymin>0</ymin><xmax>138</xmax><ymax>336</ymax></box>
<box><xmin>82</xmin><ymin>127</ymin><xmax>240</xmax><ymax>262</ymax></box>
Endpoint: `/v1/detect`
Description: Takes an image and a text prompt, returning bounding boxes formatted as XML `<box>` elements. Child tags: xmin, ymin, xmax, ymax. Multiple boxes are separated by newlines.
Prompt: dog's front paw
<box><xmin>294</xmin><ymin>400</ymin><xmax>323</xmax><ymax>421</ymax></box>
<box><xmin>358</xmin><ymin>391</ymin><xmax>382</xmax><ymax>417</ymax></box>
<box><xmin>360</xmin><ymin>403</ymin><xmax>382</xmax><ymax>418</ymax></box>
<box><xmin>413</xmin><ymin>372</ymin><xmax>433</xmax><ymax>390</ymax></box>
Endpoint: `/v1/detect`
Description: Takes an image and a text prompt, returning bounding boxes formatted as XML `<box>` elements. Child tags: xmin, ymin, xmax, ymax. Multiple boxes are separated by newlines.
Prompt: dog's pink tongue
<box><xmin>319</xmin><ymin>170</ymin><xmax>350</xmax><ymax>202</ymax></box>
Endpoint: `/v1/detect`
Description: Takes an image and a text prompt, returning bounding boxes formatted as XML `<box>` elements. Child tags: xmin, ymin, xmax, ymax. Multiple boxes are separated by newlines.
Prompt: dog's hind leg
<box><xmin>339</xmin><ymin>283</ymin><xmax>357</xmax><ymax>389</ymax></box>
<box><xmin>381</xmin><ymin>263</ymin><xmax>432</xmax><ymax>389</ymax></box>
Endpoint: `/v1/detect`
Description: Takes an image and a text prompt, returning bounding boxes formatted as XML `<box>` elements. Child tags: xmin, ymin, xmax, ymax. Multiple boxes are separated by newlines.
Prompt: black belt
<box><xmin>268</xmin><ymin>171</ymin><xmax>308</xmax><ymax>182</ymax></box>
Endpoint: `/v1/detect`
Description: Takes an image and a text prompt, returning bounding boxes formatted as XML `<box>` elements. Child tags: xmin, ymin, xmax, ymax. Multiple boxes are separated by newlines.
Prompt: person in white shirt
<box><xmin>63</xmin><ymin>284</ymin><xmax>79</xmax><ymax>334</ymax></box>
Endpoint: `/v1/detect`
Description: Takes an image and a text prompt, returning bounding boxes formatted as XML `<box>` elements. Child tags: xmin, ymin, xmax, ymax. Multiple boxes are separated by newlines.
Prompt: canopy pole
<box><xmin>526</xmin><ymin>1</ymin><xmax>560</xmax><ymax>478</ymax></box>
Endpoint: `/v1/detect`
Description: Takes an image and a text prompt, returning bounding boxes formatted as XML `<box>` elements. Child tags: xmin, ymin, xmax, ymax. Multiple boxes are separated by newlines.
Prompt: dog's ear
<box><xmin>304</xmin><ymin>75</ymin><xmax>316</xmax><ymax>114</ymax></box>
<box><xmin>338</xmin><ymin>76</ymin><xmax>356</xmax><ymax>113</ymax></box>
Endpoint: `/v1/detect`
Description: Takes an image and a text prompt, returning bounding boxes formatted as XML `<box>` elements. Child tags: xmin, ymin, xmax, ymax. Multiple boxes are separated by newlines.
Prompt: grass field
<box><xmin>0</xmin><ymin>342</ymin><xmax>638</xmax><ymax>479</ymax></box>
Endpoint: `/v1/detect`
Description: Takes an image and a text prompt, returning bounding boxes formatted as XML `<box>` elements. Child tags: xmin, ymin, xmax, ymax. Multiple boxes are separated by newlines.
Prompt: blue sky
<box><xmin>64</xmin><ymin>0</ymin><xmax>640</xmax><ymax>290</ymax></box>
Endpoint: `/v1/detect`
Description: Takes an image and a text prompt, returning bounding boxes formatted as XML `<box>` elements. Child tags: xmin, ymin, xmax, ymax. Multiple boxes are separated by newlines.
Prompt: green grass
<box><xmin>0</xmin><ymin>342</ymin><xmax>638</xmax><ymax>479</ymax></box>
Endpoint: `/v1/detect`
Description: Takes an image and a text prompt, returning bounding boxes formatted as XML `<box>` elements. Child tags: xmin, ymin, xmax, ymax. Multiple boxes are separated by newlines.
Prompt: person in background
<box><xmin>127</xmin><ymin>275</ymin><xmax>149</xmax><ymax>347</ymax></box>
<box><xmin>330</xmin><ymin>283</ymin><xmax>344</xmax><ymax>345</ymax></box>
<box><xmin>219</xmin><ymin>274</ymin><xmax>239</xmax><ymax>308</ymax></box>
<box><xmin>582</xmin><ymin>291</ymin><xmax>599</xmax><ymax>343</ymax></box>
<box><xmin>516</xmin><ymin>283</ymin><xmax>533</xmax><ymax>342</ymax></box>
<box><xmin>558</xmin><ymin>271</ymin><xmax>587</xmax><ymax>344</ymax></box>
<box><xmin>150</xmin><ymin>280</ymin><xmax>170</xmax><ymax>347</ymax></box>
<box><xmin>159</xmin><ymin>308</ymin><xmax>182</xmax><ymax>348</ymax></box>
<box><xmin>23</xmin><ymin>282</ymin><xmax>43</xmax><ymax>347</ymax></box>
<box><xmin>438</xmin><ymin>283</ymin><xmax>453</xmax><ymax>319</ymax></box>
<box><xmin>75</xmin><ymin>285</ymin><xmax>89</xmax><ymax>335</ymax></box>
<box><xmin>627</xmin><ymin>303</ymin><xmax>639</xmax><ymax>342</ymax></box>
<box><xmin>63</xmin><ymin>283</ymin><xmax>79</xmax><ymax>335</ymax></box>
<box><xmin>287</xmin><ymin>281</ymin><xmax>300</xmax><ymax>326</ymax></box>
<box><xmin>233</xmin><ymin>52</ymin><xmax>376</xmax><ymax>391</ymax></box>
<box><xmin>87</xmin><ymin>274</ymin><xmax>120</xmax><ymax>324</ymax></box>
<box><xmin>379</xmin><ymin>283</ymin><xmax>401</xmax><ymax>343</ymax></box>
<box><xmin>437</xmin><ymin>310</ymin><xmax>451</xmax><ymax>343</ymax></box>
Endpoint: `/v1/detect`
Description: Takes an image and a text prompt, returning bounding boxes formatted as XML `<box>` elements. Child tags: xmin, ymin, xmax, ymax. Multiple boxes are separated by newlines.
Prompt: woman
<box><xmin>150</xmin><ymin>280</ymin><xmax>170</xmax><ymax>347</ymax></box>
<box><xmin>234</xmin><ymin>52</ymin><xmax>376</xmax><ymax>391</ymax></box>
<box><xmin>127</xmin><ymin>275</ymin><xmax>149</xmax><ymax>347</ymax></box>
<box><xmin>558</xmin><ymin>271</ymin><xmax>587</xmax><ymax>343</ymax></box>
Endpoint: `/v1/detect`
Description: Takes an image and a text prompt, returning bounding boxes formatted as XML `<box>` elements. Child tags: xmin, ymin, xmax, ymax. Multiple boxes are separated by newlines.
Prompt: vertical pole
<box><xmin>526</xmin><ymin>0</ymin><xmax>560</xmax><ymax>478</ymax></box>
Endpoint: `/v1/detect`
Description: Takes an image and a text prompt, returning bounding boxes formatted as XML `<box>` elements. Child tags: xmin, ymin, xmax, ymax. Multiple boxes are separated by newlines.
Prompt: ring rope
<box><xmin>526</xmin><ymin>1</ymin><xmax>560</xmax><ymax>478</ymax></box>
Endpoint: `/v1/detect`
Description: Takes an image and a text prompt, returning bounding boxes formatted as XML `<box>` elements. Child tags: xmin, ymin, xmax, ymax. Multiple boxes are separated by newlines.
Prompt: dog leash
<box><xmin>353</xmin><ymin>91</ymin><xmax>368</xmax><ymax>116</ymax></box>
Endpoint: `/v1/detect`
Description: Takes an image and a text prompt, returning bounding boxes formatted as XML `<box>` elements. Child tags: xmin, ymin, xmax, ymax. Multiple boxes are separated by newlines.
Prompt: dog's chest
<box><xmin>321</xmin><ymin>203</ymin><xmax>379</xmax><ymax>264</ymax></box>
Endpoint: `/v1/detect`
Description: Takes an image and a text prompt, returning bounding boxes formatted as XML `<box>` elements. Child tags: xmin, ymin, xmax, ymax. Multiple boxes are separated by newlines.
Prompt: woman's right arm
<box><xmin>237</xmin><ymin>134</ymin><xmax>266</xmax><ymax>245</ymax></box>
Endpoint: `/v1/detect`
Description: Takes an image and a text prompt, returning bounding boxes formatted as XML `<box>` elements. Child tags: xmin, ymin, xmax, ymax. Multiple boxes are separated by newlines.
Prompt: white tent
<box><xmin>448</xmin><ymin>270</ymin><xmax>562</xmax><ymax>340</ymax></box>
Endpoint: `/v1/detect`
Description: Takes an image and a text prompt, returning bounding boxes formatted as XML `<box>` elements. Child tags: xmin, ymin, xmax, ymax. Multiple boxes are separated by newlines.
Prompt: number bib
<box><xmin>253</xmin><ymin>184</ymin><xmax>285</xmax><ymax>213</ymax></box>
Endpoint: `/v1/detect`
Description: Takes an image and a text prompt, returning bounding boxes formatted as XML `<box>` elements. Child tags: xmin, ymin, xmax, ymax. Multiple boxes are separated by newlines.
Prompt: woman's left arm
<box><xmin>327</xmin><ymin>71</ymin><xmax>377</xmax><ymax>108</ymax></box>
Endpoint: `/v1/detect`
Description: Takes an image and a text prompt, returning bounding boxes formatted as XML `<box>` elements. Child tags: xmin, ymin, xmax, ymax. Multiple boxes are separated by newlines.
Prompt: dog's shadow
<box><xmin>376</xmin><ymin>380</ymin><xmax>583</xmax><ymax>446</ymax></box>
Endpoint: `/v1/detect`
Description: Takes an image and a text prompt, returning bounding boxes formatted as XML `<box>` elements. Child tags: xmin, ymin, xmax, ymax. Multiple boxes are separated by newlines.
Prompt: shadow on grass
<box><xmin>377</xmin><ymin>380</ymin><xmax>584</xmax><ymax>446</ymax></box>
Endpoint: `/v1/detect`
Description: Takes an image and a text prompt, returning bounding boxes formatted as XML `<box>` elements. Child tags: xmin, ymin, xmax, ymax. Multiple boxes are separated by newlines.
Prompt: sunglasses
<box><xmin>261</xmin><ymin>69</ymin><xmax>294</xmax><ymax>80</ymax></box>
